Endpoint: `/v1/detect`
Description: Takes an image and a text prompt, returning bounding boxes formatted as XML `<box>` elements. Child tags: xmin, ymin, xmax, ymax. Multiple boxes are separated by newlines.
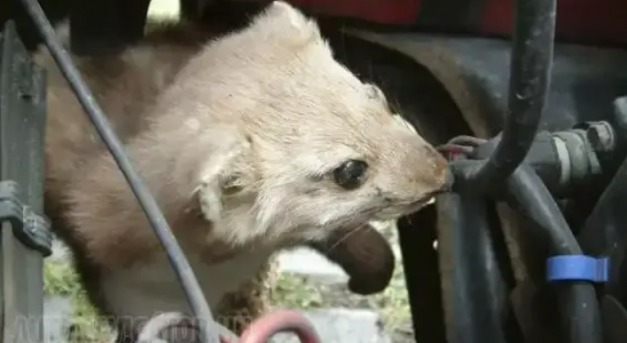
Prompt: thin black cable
<box><xmin>18</xmin><ymin>1</ymin><xmax>218</xmax><ymax>342</ymax></box>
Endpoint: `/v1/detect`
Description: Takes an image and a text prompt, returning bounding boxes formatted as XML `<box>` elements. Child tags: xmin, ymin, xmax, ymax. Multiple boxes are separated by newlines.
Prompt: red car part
<box><xmin>271</xmin><ymin>0</ymin><xmax>627</xmax><ymax>46</ymax></box>
<box><xmin>136</xmin><ymin>310</ymin><xmax>321</xmax><ymax>343</ymax></box>
<box><xmin>231</xmin><ymin>309</ymin><xmax>321</xmax><ymax>343</ymax></box>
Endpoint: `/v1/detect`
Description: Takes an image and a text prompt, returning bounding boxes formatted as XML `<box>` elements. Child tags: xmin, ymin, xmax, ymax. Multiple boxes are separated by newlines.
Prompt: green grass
<box><xmin>43</xmin><ymin>261</ymin><xmax>81</xmax><ymax>296</ymax></box>
<box><xmin>270</xmin><ymin>273</ymin><xmax>325</xmax><ymax>308</ymax></box>
<box><xmin>44</xmin><ymin>260</ymin><xmax>112</xmax><ymax>343</ymax></box>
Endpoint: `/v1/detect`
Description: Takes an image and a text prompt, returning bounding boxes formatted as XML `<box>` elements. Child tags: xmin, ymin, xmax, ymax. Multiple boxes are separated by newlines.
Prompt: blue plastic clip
<box><xmin>546</xmin><ymin>255</ymin><xmax>609</xmax><ymax>283</ymax></box>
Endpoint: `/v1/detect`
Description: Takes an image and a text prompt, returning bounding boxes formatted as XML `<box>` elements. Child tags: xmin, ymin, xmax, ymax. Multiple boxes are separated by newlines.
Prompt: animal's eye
<box><xmin>332</xmin><ymin>160</ymin><xmax>368</xmax><ymax>190</ymax></box>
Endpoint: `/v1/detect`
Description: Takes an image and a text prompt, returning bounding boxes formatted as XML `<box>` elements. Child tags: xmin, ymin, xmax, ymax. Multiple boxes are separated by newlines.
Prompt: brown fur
<box><xmin>40</xmin><ymin>2</ymin><xmax>448</xmax><ymax>341</ymax></box>
<box><xmin>39</xmin><ymin>18</ymin><xmax>217</xmax><ymax>318</ymax></box>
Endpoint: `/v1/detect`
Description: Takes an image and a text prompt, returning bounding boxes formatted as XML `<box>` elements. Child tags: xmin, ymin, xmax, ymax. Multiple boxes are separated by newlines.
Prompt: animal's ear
<box><xmin>264</xmin><ymin>1</ymin><xmax>310</xmax><ymax>28</ymax></box>
<box><xmin>191</xmin><ymin>129</ymin><xmax>252</xmax><ymax>223</ymax></box>
<box><xmin>251</xmin><ymin>1</ymin><xmax>322</xmax><ymax>45</ymax></box>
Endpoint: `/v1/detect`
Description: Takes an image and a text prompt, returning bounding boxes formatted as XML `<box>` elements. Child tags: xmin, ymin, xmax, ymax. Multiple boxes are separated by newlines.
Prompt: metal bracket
<box><xmin>0</xmin><ymin>180</ymin><xmax>52</xmax><ymax>257</ymax></box>
<box><xmin>1</xmin><ymin>18</ymin><xmax>50</xmax><ymax>343</ymax></box>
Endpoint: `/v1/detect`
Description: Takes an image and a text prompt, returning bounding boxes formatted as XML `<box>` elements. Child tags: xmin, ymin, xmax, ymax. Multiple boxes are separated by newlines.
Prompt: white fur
<box><xmin>102</xmin><ymin>250</ymin><xmax>273</xmax><ymax>328</ymax></box>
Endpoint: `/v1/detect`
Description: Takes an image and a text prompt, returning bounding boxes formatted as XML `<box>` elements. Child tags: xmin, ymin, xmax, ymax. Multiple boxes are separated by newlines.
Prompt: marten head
<box><xmin>123</xmin><ymin>1</ymin><xmax>449</xmax><ymax>250</ymax></box>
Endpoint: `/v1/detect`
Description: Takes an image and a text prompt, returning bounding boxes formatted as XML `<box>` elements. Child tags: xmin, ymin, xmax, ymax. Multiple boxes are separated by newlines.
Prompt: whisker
<box><xmin>325</xmin><ymin>225</ymin><xmax>365</xmax><ymax>252</ymax></box>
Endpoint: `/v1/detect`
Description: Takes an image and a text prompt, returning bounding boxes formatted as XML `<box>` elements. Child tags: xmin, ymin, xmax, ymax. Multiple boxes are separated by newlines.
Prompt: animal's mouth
<box><xmin>405</xmin><ymin>169</ymin><xmax>454</xmax><ymax>212</ymax></box>
<box><xmin>414</xmin><ymin>187</ymin><xmax>449</xmax><ymax>207</ymax></box>
<box><xmin>404</xmin><ymin>192</ymin><xmax>439</xmax><ymax>214</ymax></box>
<box><xmin>373</xmin><ymin>189</ymin><xmax>446</xmax><ymax>221</ymax></box>
<box><xmin>413</xmin><ymin>195</ymin><xmax>437</xmax><ymax>209</ymax></box>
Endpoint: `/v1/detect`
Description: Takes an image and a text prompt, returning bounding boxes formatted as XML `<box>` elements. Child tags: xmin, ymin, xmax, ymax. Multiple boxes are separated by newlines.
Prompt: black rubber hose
<box><xmin>504</xmin><ymin>165</ymin><xmax>579</xmax><ymax>255</ymax></box>
<box><xmin>453</xmin><ymin>159</ymin><xmax>602</xmax><ymax>343</ymax></box>
<box><xmin>18</xmin><ymin>1</ymin><xmax>219</xmax><ymax>342</ymax></box>
<box><xmin>506</xmin><ymin>164</ymin><xmax>602</xmax><ymax>343</ymax></box>
<box><xmin>470</xmin><ymin>0</ymin><xmax>556</xmax><ymax>188</ymax></box>
<box><xmin>436</xmin><ymin>192</ymin><xmax>510</xmax><ymax>343</ymax></box>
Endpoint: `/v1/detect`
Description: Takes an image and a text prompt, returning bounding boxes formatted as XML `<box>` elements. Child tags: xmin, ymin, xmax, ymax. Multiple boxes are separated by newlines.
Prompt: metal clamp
<box><xmin>547</xmin><ymin>255</ymin><xmax>609</xmax><ymax>283</ymax></box>
<box><xmin>0</xmin><ymin>180</ymin><xmax>52</xmax><ymax>256</ymax></box>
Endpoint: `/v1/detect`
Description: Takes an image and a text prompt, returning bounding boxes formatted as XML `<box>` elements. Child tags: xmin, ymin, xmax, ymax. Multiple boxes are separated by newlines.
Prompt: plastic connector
<box><xmin>547</xmin><ymin>255</ymin><xmax>609</xmax><ymax>283</ymax></box>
